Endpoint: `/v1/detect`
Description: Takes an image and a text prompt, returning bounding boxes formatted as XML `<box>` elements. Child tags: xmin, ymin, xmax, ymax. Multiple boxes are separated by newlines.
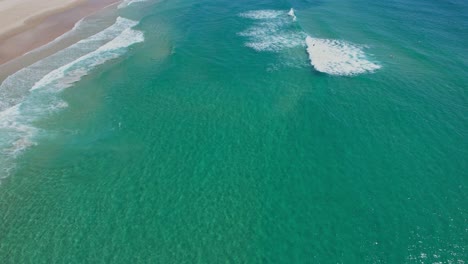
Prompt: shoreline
<box><xmin>0</xmin><ymin>0</ymin><xmax>121</xmax><ymax>67</ymax></box>
<box><xmin>0</xmin><ymin>0</ymin><xmax>85</xmax><ymax>41</ymax></box>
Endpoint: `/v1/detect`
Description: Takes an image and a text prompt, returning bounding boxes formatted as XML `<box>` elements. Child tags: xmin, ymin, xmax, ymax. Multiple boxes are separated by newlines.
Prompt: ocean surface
<box><xmin>0</xmin><ymin>0</ymin><xmax>467</xmax><ymax>262</ymax></box>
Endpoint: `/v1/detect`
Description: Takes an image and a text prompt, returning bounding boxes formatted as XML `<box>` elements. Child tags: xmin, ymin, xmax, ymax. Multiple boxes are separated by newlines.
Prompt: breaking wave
<box><xmin>0</xmin><ymin>17</ymin><xmax>144</xmax><ymax>180</ymax></box>
<box><xmin>305</xmin><ymin>36</ymin><xmax>381</xmax><ymax>76</ymax></box>
<box><xmin>238</xmin><ymin>9</ymin><xmax>381</xmax><ymax>75</ymax></box>
<box><xmin>32</xmin><ymin>22</ymin><xmax>143</xmax><ymax>91</ymax></box>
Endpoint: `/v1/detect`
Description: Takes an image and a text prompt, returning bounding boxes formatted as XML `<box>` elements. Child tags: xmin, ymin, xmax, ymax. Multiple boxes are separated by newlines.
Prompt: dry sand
<box><xmin>0</xmin><ymin>0</ymin><xmax>120</xmax><ymax>65</ymax></box>
<box><xmin>0</xmin><ymin>0</ymin><xmax>84</xmax><ymax>38</ymax></box>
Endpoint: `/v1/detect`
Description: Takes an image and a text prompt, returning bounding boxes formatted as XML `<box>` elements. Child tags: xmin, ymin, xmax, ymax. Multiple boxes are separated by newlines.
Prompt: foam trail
<box><xmin>0</xmin><ymin>104</ymin><xmax>37</xmax><ymax>179</ymax></box>
<box><xmin>305</xmin><ymin>36</ymin><xmax>381</xmax><ymax>76</ymax></box>
<box><xmin>239</xmin><ymin>10</ymin><xmax>285</xmax><ymax>20</ymax></box>
<box><xmin>238</xmin><ymin>9</ymin><xmax>305</xmax><ymax>52</ymax></box>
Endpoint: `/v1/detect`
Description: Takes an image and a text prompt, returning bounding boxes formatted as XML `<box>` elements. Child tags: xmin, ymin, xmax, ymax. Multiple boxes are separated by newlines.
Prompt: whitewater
<box><xmin>0</xmin><ymin>0</ymin><xmax>466</xmax><ymax>263</ymax></box>
<box><xmin>238</xmin><ymin>9</ymin><xmax>381</xmax><ymax>76</ymax></box>
<box><xmin>0</xmin><ymin>16</ymin><xmax>144</xmax><ymax>179</ymax></box>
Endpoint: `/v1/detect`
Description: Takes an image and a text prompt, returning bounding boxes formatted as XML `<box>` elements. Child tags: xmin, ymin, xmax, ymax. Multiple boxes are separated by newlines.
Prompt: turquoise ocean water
<box><xmin>0</xmin><ymin>0</ymin><xmax>466</xmax><ymax>262</ymax></box>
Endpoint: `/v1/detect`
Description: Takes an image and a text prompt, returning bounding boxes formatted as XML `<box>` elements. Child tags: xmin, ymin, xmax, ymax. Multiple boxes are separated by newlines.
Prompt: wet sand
<box><xmin>0</xmin><ymin>0</ymin><xmax>120</xmax><ymax>65</ymax></box>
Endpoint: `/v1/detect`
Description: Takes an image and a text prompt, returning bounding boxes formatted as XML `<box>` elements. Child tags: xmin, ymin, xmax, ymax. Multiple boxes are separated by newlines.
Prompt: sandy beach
<box><xmin>0</xmin><ymin>0</ymin><xmax>120</xmax><ymax>65</ymax></box>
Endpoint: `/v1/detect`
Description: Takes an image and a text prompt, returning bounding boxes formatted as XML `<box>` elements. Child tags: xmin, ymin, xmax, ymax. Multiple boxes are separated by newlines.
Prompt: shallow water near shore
<box><xmin>0</xmin><ymin>0</ymin><xmax>466</xmax><ymax>262</ymax></box>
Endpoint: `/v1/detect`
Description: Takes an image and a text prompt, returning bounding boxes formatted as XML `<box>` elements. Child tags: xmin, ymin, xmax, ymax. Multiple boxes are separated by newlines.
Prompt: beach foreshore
<box><xmin>0</xmin><ymin>0</ymin><xmax>121</xmax><ymax>66</ymax></box>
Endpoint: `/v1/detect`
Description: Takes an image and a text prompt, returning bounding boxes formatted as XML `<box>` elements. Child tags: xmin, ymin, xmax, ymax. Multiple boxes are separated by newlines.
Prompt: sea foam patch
<box><xmin>305</xmin><ymin>36</ymin><xmax>381</xmax><ymax>76</ymax></box>
<box><xmin>0</xmin><ymin>104</ymin><xmax>37</xmax><ymax>180</ymax></box>
<box><xmin>238</xmin><ymin>9</ymin><xmax>305</xmax><ymax>52</ymax></box>
<box><xmin>239</xmin><ymin>10</ymin><xmax>285</xmax><ymax>20</ymax></box>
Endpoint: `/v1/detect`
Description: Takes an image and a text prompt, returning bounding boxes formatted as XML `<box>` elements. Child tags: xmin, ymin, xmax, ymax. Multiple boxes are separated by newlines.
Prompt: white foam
<box><xmin>305</xmin><ymin>36</ymin><xmax>381</xmax><ymax>76</ymax></box>
<box><xmin>0</xmin><ymin>16</ymin><xmax>143</xmax><ymax>180</ymax></box>
<box><xmin>0</xmin><ymin>17</ymin><xmax>140</xmax><ymax>111</ymax></box>
<box><xmin>239</xmin><ymin>10</ymin><xmax>285</xmax><ymax>20</ymax></box>
<box><xmin>238</xmin><ymin>9</ymin><xmax>381</xmax><ymax>75</ymax></box>
<box><xmin>0</xmin><ymin>105</ymin><xmax>37</xmax><ymax>155</ymax></box>
<box><xmin>32</xmin><ymin>22</ymin><xmax>144</xmax><ymax>90</ymax></box>
<box><xmin>238</xmin><ymin>9</ymin><xmax>304</xmax><ymax>52</ymax></box>
<box><xmin>288</xmin><ymin>8</ymin><xmax>297</xmax><ymax>22</ymax></box>
<box><xmin>0</xmin><ymin>104</ymin><xmax>37</xmax><ymax>179</ymax></box>
<box><xmin>243</xmin><ymin>30</ymin><xmax>305</xmax><ymax>52</ymax></box>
